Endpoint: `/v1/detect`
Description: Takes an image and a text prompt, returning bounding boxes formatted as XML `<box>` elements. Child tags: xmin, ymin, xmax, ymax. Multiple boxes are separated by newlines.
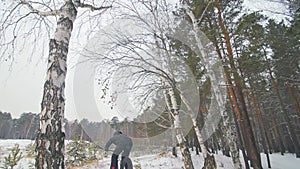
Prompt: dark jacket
<box><xmin>105</xmin><ymin>131</ymin><xmax>133</xmax><ymax>157</ymax></box>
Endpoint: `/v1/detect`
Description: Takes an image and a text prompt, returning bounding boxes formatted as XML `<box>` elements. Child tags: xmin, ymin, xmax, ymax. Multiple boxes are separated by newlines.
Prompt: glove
<box><xmin>103</xmin><ymin>151</ymin><xmax>108</xmax><ymax>158</ymax></box>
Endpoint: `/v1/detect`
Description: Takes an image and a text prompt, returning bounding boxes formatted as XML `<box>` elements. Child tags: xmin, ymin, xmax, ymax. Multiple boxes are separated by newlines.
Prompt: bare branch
<box><xmin>153</xmin><ymin>119</ymin><xmax>171</xmax><ymax>129</ymax></box>
<box><xmin>20</xmin><ymin>0</ymin><xmax>60</xmax><ymax>16</ymax></box>
<box><xmin>76</xmin><ymin>2</ymin><xmax>112</xmax><ymax>11</ymax></box>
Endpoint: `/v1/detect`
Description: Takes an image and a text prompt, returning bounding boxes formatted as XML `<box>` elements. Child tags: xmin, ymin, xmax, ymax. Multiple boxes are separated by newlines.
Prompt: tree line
<box><xmin>0</xmin><ymin>111</ymin><xmax>172</xmax><ymax>144</ymax></box>
<box><xmin>0</xmin><ymin>111</ymin><xmax>179</xmax><ymax>153</ymax></box>
<box><xmin>0</xmin><ymin>111</ymin><xmax>90</xmax><ymax>141</ymax></box>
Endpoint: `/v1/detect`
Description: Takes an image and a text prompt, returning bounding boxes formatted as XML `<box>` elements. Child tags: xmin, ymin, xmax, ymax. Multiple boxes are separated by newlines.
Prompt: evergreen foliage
<box><xmin>25</xmin><ymin>143</ymin><xmax>36</xmax><ymax>158</ymax></box>
<box><xmin>1</xmin><ymin>144</ymin><xmax>22</xmax><ymax>169</ymax></box>
<box><xmin>65</xmin><ymin>136</ymin><xmax>100</xmax><ymax>168</ymax></box>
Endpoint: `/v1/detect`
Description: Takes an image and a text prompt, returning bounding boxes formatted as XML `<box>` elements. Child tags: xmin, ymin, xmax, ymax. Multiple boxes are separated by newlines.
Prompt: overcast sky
<box><xmin>0</xmin><ymin>0</ymin><xmax>289</xmax><ymax>122</ymax></box>
<box><xmin>0</xmin><ymin>48</ymin><xmax>119</xmax><ymax>121</ymax></box>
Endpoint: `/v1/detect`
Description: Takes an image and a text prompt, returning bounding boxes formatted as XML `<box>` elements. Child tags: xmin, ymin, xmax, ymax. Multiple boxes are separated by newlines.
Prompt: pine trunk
<box><xmin>262</xmin><ymin>53</ymin><xmax>285</xmax><ymax>155</ymax></box>
<box><xmin>215</xmin><ymin>1</ymin><xmax>262</xmax><ymax>168</ymax></box>
<box><xmin>35</xmin><ymin>2</ymin><xmax>77</xmax><ymax>169</ymax></box>
<box><xmin>213</xmin><ymin>32</ymin><xmax>250</xmax><ymax>169</ymax></box>
<box><xmin>250</xmin><ymin>86</ymin><xmax>272</xmax><ymax>168</ymax></box>
<box><xmin>269</xmin><ymin>107</ymin><xmax>285</xmax><ymax>155</ymax></box>
<box><xmin>270</xmin><ymin>76</ymin><xmax>300</xmax><ymax>158</ymax></box>
<box><xmin>182</xmin><ymin>2</ymin><xmax>244</xmax><ymax>168</ymax></box>
<box><xmin>200</xmin><ymin>2</ymin><xmax>259</xmax><ymax>168</ymax></box>
<box><xmin>232</xmin><ymin>61</ymin><xmax>262</xmax><ymax>169</ymax></box>
<box><xmin>288</xmin><ymin>86</ymin><xmax>300</xmax><ymax>120</ymax></box>
<box><xmin>213</xmin><ymin>24</ymin><xmax>249</xmax><ymax>169</ymax></box>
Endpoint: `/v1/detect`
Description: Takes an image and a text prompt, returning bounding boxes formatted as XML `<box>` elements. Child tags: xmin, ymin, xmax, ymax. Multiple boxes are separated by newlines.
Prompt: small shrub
<box><xmin>134</xmin><ymin>163</ymin><xmax>142</xmax><ymax>169</ymax></box>
<box><xmin>87</xmin><ymin>142</ymin><xmax>99</xmax><ymax>160</ymax></box>
<box><xmin>25</xmin><ymin>142</ymin><xmax>36</xmax><ymax>158</ymax></box>
<box><xmin>66</xmin><ymin>136</ymin><xmax>101</xmax><ymax>168</ymax></box>
<box><xmin>66</xmin><ymin>136</ymin><xmax>87</xmax><ymax>167</ymax></box>
<box><xmin>1</xmin><ymin>144</ymin><xmax>23</xmax><ymax>169</ymax></box>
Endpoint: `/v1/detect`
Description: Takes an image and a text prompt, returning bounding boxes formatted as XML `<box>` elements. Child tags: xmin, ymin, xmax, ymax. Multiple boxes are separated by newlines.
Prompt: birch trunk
<box><xmin>191</xmin><ymin>117</ymin><xmax>208</xmax><ymax>158</ymax></box>
<box><xmin>176</xmin><ymin>93</ymin><xmax>206</xmax><ymax>159</ymax></box>
<box><xmin>180</xmin><ymin>95</ymin><xmax>209</xmax><ymax>158</ymax></box>
<box><xmin>180</xmin><ymin>91</ymin><xmax>218</xmax><ymax>169</ymax></box>
<box><xmin>223</xmin><ymin>110</ymin><xmax>242</xmax><ymax>169</ymax></box>
<box><xmin>227</xmin><ymin>87</ymin><xmax>251</xmax><ymax>169</ymax></box>
<box><xmin>213</xmin><ymin>22</ymin><xmax>250</xmax><ymax>169</ymax></box>
<box><xmin>214</xmin><ymin>1</ymin><xmax>262</xmax><ymax>168</ymax></box>
<box><xmin>35</xmin><ymin>1</ymin><xmax>77</xmax><ymax>168</ymax></box>
<box><xmin>210</xmin><ymin>19</ymin><xmax>247</xmax><ymax>168</ymax></box>
<box><xmin>164</xmin><ymin>82</ymin><xmax>195</xmax><ymax>169</ymax></box>
<box><xmin>181</xmin><ymin>2</ymin><xmax>240</xmax><ymax>168</ymax></box>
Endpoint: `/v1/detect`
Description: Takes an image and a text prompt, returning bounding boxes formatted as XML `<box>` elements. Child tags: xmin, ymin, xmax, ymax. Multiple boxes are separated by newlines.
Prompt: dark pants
<box><xmin>120</xmin><ymin>156</ymin><xmax>133</xmax><ymax>169</ymax></box>
<box><xmin>111</xmin><ymin>154</ymin><xmax>133</xmax><ymax>169</ymax></box>
<box><xmin>110</xmin><ymin>154</ymin><xmax>118</xmax><ymax>169</ymax></box>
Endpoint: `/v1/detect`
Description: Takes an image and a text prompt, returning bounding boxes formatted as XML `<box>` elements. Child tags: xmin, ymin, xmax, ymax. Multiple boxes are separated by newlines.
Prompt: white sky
<box><xmin>0</xmin><ymin>0</ymin><xmax>290</xmax><ymax>122</ymax></box>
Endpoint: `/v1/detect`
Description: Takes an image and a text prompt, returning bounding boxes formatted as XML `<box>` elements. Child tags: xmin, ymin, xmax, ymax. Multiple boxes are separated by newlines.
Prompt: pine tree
<box><xmin>266</xmin><ymin>18</ymin><xmax>300</xmax><ymax>158</ymax></box>
<box><xmin>66</xmin><ymin>136</ymin><xmax>88</xmax><ymax>167</ymax></box>
<box><xmin>195</xmin><ymin>0</ymin><xmax>264</xmax><ymax>168</ymax></box>
<box><xmin>1</xmin><ymin>144</ymin><xmax>23</xmax><ymax>169</ymax></box>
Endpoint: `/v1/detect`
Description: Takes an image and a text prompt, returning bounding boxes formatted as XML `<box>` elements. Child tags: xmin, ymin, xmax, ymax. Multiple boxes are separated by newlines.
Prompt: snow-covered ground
<box><xmin>0</xmin><ymin>139</ymin><xmax>299</xmax><ymax>169</ymax></box>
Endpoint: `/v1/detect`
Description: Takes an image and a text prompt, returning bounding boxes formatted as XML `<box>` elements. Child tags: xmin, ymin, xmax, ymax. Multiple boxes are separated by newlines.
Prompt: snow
<box><xmin>260</xmin><ymin>153</ymin><xmax>300</xmax><ymax>169</ymax></box>
<box><xmin>0</xmin><ymin>139</ymin><xmax>299</xmax><ymax>169</ymax></box>
<box><xmin>243</xmin><ymin>0</ymin><xmax>291</xmax><ymax>23</ymax></box>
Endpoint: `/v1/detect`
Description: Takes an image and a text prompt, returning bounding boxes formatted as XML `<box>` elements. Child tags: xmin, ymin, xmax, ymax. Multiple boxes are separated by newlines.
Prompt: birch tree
<box><xmin>175</xmin><ymin>1</ymin><xmax>242</xmax><ymax>168</ymax></box>
<box><xmin>0</xmin><ymin>0</ymin><xmax>111</xmax><ymax>168</ymax></box>
<box><xmin>191</xmin><ymin>0</ymin><xmax>266</xmax><ymax>168</ymax></box>
<box><xmin>79</xmin><ymin>1</ymin><xmax>201</xmax><ymax>168</ymax></box>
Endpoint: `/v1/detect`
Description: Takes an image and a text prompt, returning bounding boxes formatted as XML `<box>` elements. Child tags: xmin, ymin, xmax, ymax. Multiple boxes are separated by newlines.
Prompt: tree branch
<box><xmin>76</xmin><ymin>2</ymin><xmax>112</xmax><ymax>11</ymax></box>
<box><xmin>20</xmin><ymin>0</ymin><xmax>60</xmax><ymax>16</ymax></box>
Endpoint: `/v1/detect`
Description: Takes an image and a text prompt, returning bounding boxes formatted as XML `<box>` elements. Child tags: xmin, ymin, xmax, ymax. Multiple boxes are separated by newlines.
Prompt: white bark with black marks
<box><xmin>180</xmin><ymin>94</ymin><xmax>209</xmax><ymax>158</ymax></box>
<box><xmin>35</xmin><ymin>1</ymin><xmax>77</xmax><ymax>169</ymax></box>
<box><xmin>180</xmin><ymin>1</ymin><xmax>241</xmax><ymax>168</ymax></box>
<box><xmin>164</xmin><ymin>80</ymin><xmax>195</xmax><ymax>169</ymax></box>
